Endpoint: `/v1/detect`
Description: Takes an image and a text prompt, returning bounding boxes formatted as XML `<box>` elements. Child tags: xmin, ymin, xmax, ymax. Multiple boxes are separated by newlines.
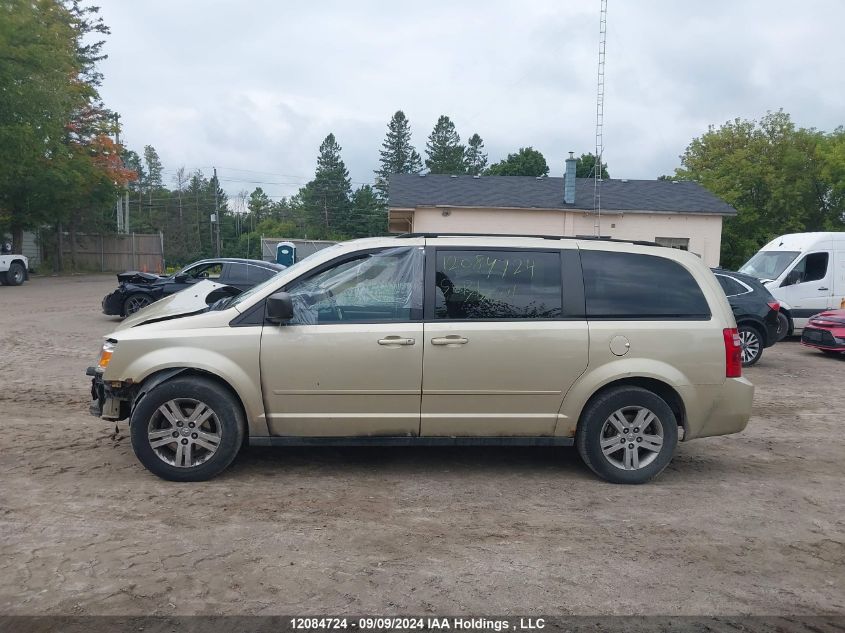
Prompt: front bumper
<box><xmin>800</xmin><ymin>327</ymin><xmax>845</xmax><ymax>352</ymax></box>
<box><xmin>102</xmin><ymin>290</ymin><xmax>125</xmax><ymax>316</ymax></box>
<box><xmin>86</xmin><ymin>367</ymin><xmax>130</xmax><ymax>420</ymax></box>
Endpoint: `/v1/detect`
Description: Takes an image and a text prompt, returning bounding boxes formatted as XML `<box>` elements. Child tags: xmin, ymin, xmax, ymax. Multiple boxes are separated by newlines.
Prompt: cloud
<box><xmin>97</xmin><ymin>0</ymin><xmax>845</xmax><ymax>198</ymax></box>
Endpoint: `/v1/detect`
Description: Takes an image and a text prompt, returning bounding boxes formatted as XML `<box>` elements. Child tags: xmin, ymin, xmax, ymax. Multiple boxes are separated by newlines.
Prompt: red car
<box><xmin>800</xmin><ymin>309</ymin><xmax>845</xmax><ymax>355</ymax></box>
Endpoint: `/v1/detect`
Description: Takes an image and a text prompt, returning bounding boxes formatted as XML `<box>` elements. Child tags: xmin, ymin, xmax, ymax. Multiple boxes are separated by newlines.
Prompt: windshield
<box><xmin>739</xmin><ymin>250</ymin><xmax>799</xmax><ymax>280</ymax></box>
<box><xmin>226</xmin><ymin>245</ymin><xmax>345</xmax><ymax>309</ymax></box>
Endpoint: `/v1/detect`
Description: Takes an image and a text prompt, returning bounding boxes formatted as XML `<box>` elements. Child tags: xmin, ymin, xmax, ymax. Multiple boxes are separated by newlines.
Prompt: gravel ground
<box><xmin>0</xmin><ymin>275</ymin><xmax>843</xmax><ymax>616</ymax></box>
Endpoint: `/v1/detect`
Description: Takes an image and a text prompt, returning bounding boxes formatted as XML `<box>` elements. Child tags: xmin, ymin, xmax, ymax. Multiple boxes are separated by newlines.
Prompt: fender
<box><xmin>555</xmin><ymin>357</ymin><xmax>693</xmax><ymax>437</ymax></box>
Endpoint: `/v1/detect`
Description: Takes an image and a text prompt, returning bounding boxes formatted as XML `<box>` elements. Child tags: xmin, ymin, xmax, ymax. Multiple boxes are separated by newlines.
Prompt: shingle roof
<box><xmin>388</xmin><ymin>173</ymin><xmax>737</xmax><ymax>216</ymax></box>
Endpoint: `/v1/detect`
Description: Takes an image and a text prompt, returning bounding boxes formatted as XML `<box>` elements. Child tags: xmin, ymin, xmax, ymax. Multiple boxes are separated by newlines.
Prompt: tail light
<box><xmin>723</xmin><ymin>328</ymin><xmax>742</xmax><ymax>378</ymax></box>
<box><xmin>767</xmin><ymin>301</ymin><xmax>780</xmax><ymax>312</ymax></box>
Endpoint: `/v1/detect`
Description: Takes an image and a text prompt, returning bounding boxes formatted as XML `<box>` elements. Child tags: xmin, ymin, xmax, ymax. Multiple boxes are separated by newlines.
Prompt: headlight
<box><xmin>97</xmin><ymin>340</ymin><xmax>117</xmax><ymax>372</ymax></box>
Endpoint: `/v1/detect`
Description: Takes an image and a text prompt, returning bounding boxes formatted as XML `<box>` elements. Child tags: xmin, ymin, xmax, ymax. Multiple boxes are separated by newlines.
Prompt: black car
<box><xmin>712</xmin><ymin>268</ymin><xmax>782</xmax><ymax>366</ymax></box>
<box><xmin>102</xmin><ymin>258</ymin><xmax>284</xmax><ymax>317</ymax></box>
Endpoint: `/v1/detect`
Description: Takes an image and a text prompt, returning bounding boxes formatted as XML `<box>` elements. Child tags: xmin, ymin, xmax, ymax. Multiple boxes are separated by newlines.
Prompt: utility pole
<box><xmin>213</xmin><ymin>167</ymin><xmax>221</xmax><ymax>257</ymax></box>
<box><xmin>114</xmin><ymin>113</ymin><xmax>124</xmax><ymax>233</ymax></box>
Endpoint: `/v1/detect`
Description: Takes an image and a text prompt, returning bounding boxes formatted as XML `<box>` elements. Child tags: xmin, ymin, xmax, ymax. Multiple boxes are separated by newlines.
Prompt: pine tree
<box><xmin>374</xmin><ymin>110</ymin><xmax>423</xmax><ymax>198</ymax></box>
<box><xmin>425</xmin><ymin>115</ymin><xmax>466</xmax><ymax>174</ymax></box>
<box><xmin>350</xmin><ymin>184</ymin><xmax>387</xmax><ymax>238</ymax></box>
<box><xmin>464</xmin><ymin>133</ymin><xmax>488</xmax><ymax>175</ymax></box>
<box><xmin>300</xmin><ymin>133</ymin><xmax>352</xmax><ymax>237</ymax></box>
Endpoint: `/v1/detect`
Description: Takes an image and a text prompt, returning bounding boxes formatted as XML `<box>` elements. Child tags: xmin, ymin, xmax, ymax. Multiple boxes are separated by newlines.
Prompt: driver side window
<box><xmin>284</xmin><ymin>247</ymin><xmax>423</xmax><ymax>325</ymax></box>
<box><xmin>782</xmin><ymin>252</ymin><xmax>828</xmax><ymax>287</ymax></box>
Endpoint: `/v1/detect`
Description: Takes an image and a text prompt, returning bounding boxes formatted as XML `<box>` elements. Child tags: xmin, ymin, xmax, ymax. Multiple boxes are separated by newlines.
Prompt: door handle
<box><xmin>377</xmin><ymin>336</ymin><xmax>415</xmax><ymax>346</ymax></box>
<box><xmin>431</xmin><ymin>335</ymin><xmax>469</xmax><ymax>346</ymax></box>
<box><xmin>818</xmin><ymin>287</ymin><xmax>829</xmax><ymax>291</ymax></box>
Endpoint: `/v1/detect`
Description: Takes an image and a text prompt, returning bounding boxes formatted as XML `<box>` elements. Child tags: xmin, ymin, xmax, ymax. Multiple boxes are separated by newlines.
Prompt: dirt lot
<box><xmin>0</xmin><ymin>275</ymin><xmax>843</xmax><ymax>616</ymax></box>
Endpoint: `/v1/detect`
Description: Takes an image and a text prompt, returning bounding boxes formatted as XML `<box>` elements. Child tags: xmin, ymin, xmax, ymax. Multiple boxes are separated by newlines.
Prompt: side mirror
<box><xmin>266</xmin><ymin>291</ymin><xmax>294</xmax><ymax>322</ymax></box>
<box><xmin>174</xmin><ymin>272</ymin><xmax>189</xmax><ymax>283</ymax></box>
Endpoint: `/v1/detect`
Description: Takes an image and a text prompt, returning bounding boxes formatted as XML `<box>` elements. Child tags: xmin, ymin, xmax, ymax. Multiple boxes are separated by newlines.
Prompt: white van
<box><xmin>739</xmin><ymin>232</ymin><xmax>845</xmax><ymax>334</ymax></box>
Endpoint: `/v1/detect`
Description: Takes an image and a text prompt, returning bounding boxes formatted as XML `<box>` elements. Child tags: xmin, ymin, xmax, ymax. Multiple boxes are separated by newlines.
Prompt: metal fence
<box><xmin>54</xmin><ymin>232</ymin><xmax>164</xmax><ymax>273</ymax></box>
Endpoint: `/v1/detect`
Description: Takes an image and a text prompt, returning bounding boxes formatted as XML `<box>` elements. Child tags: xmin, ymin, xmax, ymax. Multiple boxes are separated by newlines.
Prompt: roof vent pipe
<box><xmin>564</xmin><ymin>151</ymin><xmax>576</xmax><ymax>204</ymax></box>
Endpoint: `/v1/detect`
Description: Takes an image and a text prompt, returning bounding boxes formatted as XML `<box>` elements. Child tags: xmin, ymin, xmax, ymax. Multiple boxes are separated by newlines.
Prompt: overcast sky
<box><xmin>97</xmin><ymin>0</ymin><xmax>845</xmax><ymax>204</ymax></box>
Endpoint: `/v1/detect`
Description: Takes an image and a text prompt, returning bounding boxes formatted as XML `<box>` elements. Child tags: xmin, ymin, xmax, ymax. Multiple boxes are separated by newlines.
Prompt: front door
<box><xmin>420</xmin><ymin>246</ymin><xmax>588</xmax><ymax>437</ymax></box>
<box><xmin>778</xmin><ymin>251</ymin><xmax>834</xmax><ymax>326</ymax></box>
<box><xmin>259</xmin><ymin>244</ymin><xmax>425</xmax><ymax>437</ymax></box>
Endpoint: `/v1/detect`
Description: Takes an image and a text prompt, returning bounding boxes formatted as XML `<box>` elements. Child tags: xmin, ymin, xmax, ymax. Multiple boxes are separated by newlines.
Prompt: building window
<box><xmin>655</xmin><ymin>237</ymin><xmax>690</xmax><ymax>251</ymax></box>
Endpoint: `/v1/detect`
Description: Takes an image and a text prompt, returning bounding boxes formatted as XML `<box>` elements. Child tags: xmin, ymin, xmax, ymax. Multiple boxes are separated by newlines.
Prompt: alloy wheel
<box><xmin>125</xmin><ymin>295</ymin><xmax>151</xmax><ymax>314</ymax></box>
<box><xmin>599</xmin><ymin>406</ymin><xmax>664</xmax><ymax>471</ymax></box>
<box><xmin>739</xmin><ymin>329</ymin><xmax>761</xmax><ymax>365</ymax></box>
<box><xmin>147</xmin><ymin>398</ymin><xmax>222</xmax><ymax>468</ymax></box>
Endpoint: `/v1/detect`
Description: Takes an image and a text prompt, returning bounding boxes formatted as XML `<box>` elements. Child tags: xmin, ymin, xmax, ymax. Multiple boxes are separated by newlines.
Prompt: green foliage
<box><xmin>143</xmin><ymin>145</ymin><xmax>163</xmax><ymax>191</ymax></box>
<box><xmin>299</xmin><ymin>133</ymin><xmax>352</xmax><ymax>238</ymax></box>
<box><xmin>464</xmin><ymin>133</ymin><xmax>488</xmax><ymax>176</ymax></box>
<box><xmin>350</xmin><ymin>184</ymin><xmax>387</xmax><ymax>238</ymax></box>
<box><xmin>484</xmin><ymin>147</ymin><xmax>549</xmax><ymax>177</ymax></box>
<box><xmin>575</xmin><ymin>152</ymin><xmax>609</xmax><ymax>179</ymax></box>
<box><xmin>674</xmin><ymin>111</ymin><xmax>845</xmax><ymax>269</ymax></box>
<box><xmin>425</xmin><ymin>115</ymin><xmax>466</xmax><ymax>175</ymax></box>
<box><xmin>0</xmin><ymin>0</ymin><xmax>127</xmax><ymax>261</ymax></box>
<box><xmin>375</xmin><ymin>110</ymin><xmax>422</xmax><ymax>198</ymax></box>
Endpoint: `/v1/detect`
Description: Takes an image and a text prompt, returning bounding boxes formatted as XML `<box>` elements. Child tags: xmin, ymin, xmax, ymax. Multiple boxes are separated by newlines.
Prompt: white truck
<box><xmin>0</xmin><ymin>241</ymin><xmax>29</xmax><ymax>286</ymax></box>
<box><xmin>739</xmin><ymin>232</ymin><xmax>845</xmax><ymax>334</ymax></box>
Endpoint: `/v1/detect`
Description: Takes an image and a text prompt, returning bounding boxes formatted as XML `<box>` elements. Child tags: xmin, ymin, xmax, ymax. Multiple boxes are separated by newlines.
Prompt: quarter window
<box><xmin>433</xmin><ymin>250</ymin><xmax>562</xmax><ymax>320</ymax></box>
<box><xmin>285</xmin><ymin>247</ymin><xmax>423</xmax><ymax>324</ymax></box>
<box><xmin>582</xmin><ymin>251</ymin><xmax>710</xmax><ymax>319</ymax></box>
<box><xmin>715</xmin><ymin>274</ymin><xmax>749</xmax><ymax>297</ymax></box>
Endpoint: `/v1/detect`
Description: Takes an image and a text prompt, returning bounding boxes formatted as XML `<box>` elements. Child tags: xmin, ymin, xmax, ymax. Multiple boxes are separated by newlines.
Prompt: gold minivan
<box><xmin>88</xmin><ymin>234</ymin><xmax>753</xmax><ymax>484</ymax></box>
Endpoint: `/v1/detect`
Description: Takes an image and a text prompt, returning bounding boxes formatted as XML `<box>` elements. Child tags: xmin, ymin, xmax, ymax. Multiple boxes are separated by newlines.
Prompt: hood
<box><xmin>117</xmin><ymin>270</ymin><xmax>164</xmax><ymax>284</ymax></box>
<box><xmin>808</xmin><ymin>309</ymin><xmax>845</xmax><ymax>327</ymax></box>
<box><xmin>114</xmin><ymin>280</ymin><xmax>241</xmax><ymax>330</ymax></box>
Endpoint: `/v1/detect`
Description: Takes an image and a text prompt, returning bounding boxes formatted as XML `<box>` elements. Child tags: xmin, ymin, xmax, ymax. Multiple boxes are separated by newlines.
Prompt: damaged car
<box><xmin>102</xmin><ymin>258</ymin><xmax>284</xmax><ymax>317</ymax></box>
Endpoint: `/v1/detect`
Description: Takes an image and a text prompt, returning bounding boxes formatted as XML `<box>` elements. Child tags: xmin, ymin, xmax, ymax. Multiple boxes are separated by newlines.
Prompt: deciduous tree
<box><xmin>484</xmin><ymin>147</ymin><xmax>549</xmax><ymax>177</ymax></box>
<box><xmin>674</xmin><ymin>111</ymin><xmax>844</xmax><ymax>269</ymax></box>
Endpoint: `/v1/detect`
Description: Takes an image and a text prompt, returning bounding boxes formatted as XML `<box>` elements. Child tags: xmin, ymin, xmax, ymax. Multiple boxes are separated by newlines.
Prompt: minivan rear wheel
<box><xmin>576</xmin><ymin>386</ymin><xmax>678</xmax><ymax>484</ymax></box>
<box><xmin>130</xmin><ymin>376</ymin><xmax>244</xmax><ymax>481</ymax></box>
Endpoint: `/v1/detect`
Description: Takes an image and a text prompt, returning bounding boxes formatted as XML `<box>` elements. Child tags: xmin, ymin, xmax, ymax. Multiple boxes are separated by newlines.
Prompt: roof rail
<box><xmin>394</xmin><ymin>232</ymin><xmax>662</xmax><ymax>247</ymax></box>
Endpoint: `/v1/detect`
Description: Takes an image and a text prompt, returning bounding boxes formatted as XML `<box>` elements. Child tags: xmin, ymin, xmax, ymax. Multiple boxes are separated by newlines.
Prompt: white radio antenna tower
<box><xmin>593</xmin><ymin>0</ymin><xmax>608</xmax><ymax>236</ymax></box>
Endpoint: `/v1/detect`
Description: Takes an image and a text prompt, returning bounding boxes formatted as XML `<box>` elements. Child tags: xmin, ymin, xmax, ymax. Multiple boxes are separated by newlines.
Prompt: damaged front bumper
<box><xmin>86</xmin><ymin>366</ymin><xmax>132</xmax><ymax>421</ymax></box>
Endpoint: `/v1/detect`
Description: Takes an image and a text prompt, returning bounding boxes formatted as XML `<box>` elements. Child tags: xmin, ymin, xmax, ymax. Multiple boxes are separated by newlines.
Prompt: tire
<box><xmin>130</xmin><ymin>376</ymin><xmax>245</xmax><ymax>481</ymax></box>
<box><xmin>776</xmin><ymin>312</ymin><xmax>789</xmax><ymax>342</ymax></box>
<box><xmin>6</xmin><ymin>261</ymin><xmax>25</xmax><ymax>286</ymax></box>
<box><xmin>576</xmin><ymin>386</ymin><xmax>679</xmax><ymax>484</ymax></box>
<box><xmin>0</xmin><ymin>272</ymin><xmax>7</xmax><ymax>285</ymax></box>
<box><xmin>738</xmin><ymin>324</ymin><xmax>764</xmax><ymax>366</ymax></box>
<box><xmin>123</xmin><ymin>293</ymin><xmax>152</xmax><ymax>316</ymax></box>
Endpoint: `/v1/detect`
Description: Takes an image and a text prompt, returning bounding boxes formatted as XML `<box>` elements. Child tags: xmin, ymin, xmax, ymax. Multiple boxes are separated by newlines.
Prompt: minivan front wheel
<box><xmin>576</xmin><ymin>386</ymin><xmax>678</xmax><ymax>484</ymax></box>
<box><xmin>130</xmin><ymin>376</ymin><xmax>244</xmax><ymax>481</ymax></box>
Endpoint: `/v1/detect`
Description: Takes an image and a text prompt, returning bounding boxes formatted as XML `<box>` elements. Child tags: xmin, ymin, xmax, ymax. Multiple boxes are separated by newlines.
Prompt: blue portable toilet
<box><xmin>276</xmin><ymin>241</ymin><xmax>296</xmax><ymax>266</ymax></box>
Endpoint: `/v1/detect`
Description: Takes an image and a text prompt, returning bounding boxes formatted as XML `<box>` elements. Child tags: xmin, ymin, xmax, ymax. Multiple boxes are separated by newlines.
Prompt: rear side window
<box><xmin>582</xmin><ymin>251</ymin><xmax>711</xmax><ymax>319</ymax></box>
<box><xmin>434</xmin><ymin>250</ymin><xmax>562</xmax><ymax>320</ymax></box>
